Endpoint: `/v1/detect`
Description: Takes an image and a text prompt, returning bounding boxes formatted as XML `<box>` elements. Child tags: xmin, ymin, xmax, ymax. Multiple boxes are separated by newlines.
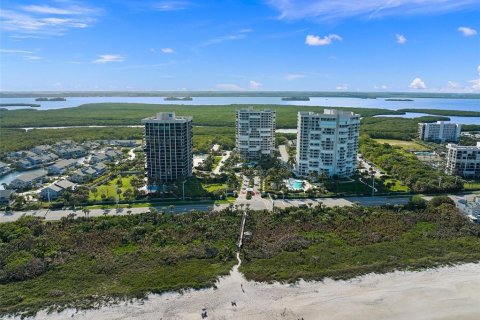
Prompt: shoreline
<box><xmin>10</xmin><ymin>262</ymin><xmax>480</xmax><ymax>320</ymax></box>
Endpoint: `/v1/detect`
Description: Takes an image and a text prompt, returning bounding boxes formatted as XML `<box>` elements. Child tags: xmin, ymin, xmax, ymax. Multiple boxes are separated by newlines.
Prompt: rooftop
<box><xmin>142</xmin><ymin>112</ymin><xmax>192</xmax><ymax>123</ymax></box>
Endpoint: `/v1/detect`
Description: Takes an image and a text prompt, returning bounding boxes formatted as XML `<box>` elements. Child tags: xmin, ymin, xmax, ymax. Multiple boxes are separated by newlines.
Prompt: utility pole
<box><xmin>438</xmin><ymin>176</ymin><xmax>442</xmax><ymax>189</ymax></box>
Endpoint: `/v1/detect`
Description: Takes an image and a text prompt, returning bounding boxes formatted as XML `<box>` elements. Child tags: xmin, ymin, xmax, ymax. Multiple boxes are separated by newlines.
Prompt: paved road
<box><xmin>278</xmin><ymin>145</ymin><xmax>289</xmax><ymax>163</ymax></box>
<box><xmin>213</xmin><ymin>151</ymin><xmax>231</xmax><ymax>174</ymax></box>
<box><xmin>1</xmin><ymin>203</ymin><xmax>225</xmax><ymax>223</ymax></box>
<box><xmin>357</xmin><ymin>155</ymin><xmax>383</xmax><ymax>178</ymax></box>
<box><xmin>273</xmin><ymin>196</ymin><xmax>411</xmax><ymax>210</ymax></box>
<box><xmin>5</xmin><ymin>193</ymin><xmax>478</xmax><ymax>223</ymax></box>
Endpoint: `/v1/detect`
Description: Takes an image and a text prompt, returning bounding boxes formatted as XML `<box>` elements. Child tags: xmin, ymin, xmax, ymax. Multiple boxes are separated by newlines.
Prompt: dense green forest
<box><xmin>462</xmin><ymin>124</ymin><xmax>480</xmax><ymax>131</ymax></box>
<box><xmin>360</xmin><ymin>116</ymin><xmax>450</xmax><ymax>140</ymax></box>
<box><xmin>240</xmin><ymin>198</ymin><xmax>480</xmax><ymax>282</ymax></box>
<box><xmin>359</xmin><ymin>136</ymin><xmax>463</xmax><ymax>193</ymax></box>
<box><xmin>1</xmin><ymin>104</ymin><xmax>477</xmax><ymax>156</ymax></box>
<box><xmin>0</xmin><ymin>103</ymin><xmax>402</xmax><ymax>128</ymax></box>
<box><xmin>398</xmin><ymin>108</ymin><xmax>480</xmax><ymax>117</ymax></box>
<box><xmin>0</xmin><ymin>126</ymin><xmax>235</xmax><ymax>155</ymax></box>
<box><xmin>0</xmin><ymin>211</ymin><xmax>240</xmax><ymax>317</ymax></box>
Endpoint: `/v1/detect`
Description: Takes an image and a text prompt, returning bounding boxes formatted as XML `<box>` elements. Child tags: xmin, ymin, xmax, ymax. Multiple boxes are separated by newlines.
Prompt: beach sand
<box><xmin>26</xmin><ymin>257</ymin><xmax>480</xmax><ymax>320</ymax></box>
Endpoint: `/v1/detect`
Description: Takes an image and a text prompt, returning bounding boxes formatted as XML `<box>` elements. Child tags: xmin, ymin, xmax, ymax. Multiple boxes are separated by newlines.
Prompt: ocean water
<box><xmin>0</xmin><ymin>96</ymin><xmax>479</xmax><ymax>111</ymax></box>
<box><xmin>1</xmin><ymin>96</ymin><xmax>478</xmax><ymax>124</ymax></box>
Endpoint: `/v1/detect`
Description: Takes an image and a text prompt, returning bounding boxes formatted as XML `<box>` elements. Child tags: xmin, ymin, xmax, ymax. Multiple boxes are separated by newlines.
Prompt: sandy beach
<box><xmin>20</xmin><ymin>255</ymin><xmax>480</xmax><ymax>320</ymax></box>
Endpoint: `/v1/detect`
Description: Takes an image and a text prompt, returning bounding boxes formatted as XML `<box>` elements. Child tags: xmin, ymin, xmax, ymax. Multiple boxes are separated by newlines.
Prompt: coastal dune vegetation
<box><xmin>240</xmin><ymin>198</ymin><xmax>480</xmax><ymax>282</ymax></box>
<box><xmin>2</xmin><ymin>199</ymin><xmax>480</xmax><ymax>317</ymax></box>
<box><xmin>0</xmin><ymin>211</ymin><xmax>240</xmax><ymax>317</ymax></box>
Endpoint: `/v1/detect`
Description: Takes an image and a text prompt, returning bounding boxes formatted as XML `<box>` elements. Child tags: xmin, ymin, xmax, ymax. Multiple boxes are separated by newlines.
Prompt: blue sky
<box><xmin>0</xmin><ymin>0</ymin><xmax>479</xmax><ymax>92</ymax></box>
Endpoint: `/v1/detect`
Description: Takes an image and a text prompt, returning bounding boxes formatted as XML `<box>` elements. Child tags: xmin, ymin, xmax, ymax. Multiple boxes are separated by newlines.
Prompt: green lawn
<box><xmin>89</xmin><ymin>176</ymin><xmax>135</xmax><ymax>201</ymax></box>
<box><xmin>374</xmin><ymin>139</ymin><xmax>430</xmax><ymax>151</ymax></box>
<box><xmin>383</xmin><ymin>178</ymin><xmax>409</xmax><ymax>192</ymax></box>
<box><xmin>183</xmin><ymin>177</ymin><xmax>228</xmax><ymax>197</ymax></box>
<box><xmin>464</xmin><ymin>180</ymin><xmax>480</xmax><ymax>190</ymax></box>
<box><xmin>212</xmin><ymin>156</ymin><xmax>222</xmax><ymax>171</ymax></box>
<box><xmin>325</xmin><ymin>179</ymin><xmax>373</xmax><ymax>194</ymax></box>
<box><xmin>325</xmin><ymin>177</ymin><xmax>409</xmax><ymax>194</ymax></box>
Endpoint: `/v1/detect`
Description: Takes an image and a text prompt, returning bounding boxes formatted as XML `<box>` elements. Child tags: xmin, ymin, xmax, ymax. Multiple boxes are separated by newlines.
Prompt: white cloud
<box><xmin>374</xmin><ymin>84</ymin><xmax>388</xmax><ymax>90</ymax></box>
<box><xmin>249</xmin><ymin>80</ymin><xmax>262</xmax><ymax>89</ymax></box>
<box><xmin>216</xmin><ymin>83</ymin><xmax>244</xmax><ymax>91</ymax></box>
<box><xmin>395</xmin><ymin>34</ymin><xmax>407</xmax><ymax>44</ymax></box>
<box><xmin>150</xmin><ymin>48</ymin><xmax>156</xmax><ymax>53</ymax></box>
<box><xmin>284</xmin><ymin>74</ymin><xmax>305</xmax><ymax>81</ymax></box>
<box><xmin>409</xmin><ymin>77</ymin><xmax>426</xmax><ymax>89</ymax></box>
<box><xmin>305</xmin><ymin>34</ymin><xmax>342</xmax><ymax>46</ymax></box>
<box><xmin>201</xmin><ymin>31</ymin><xmax>249</xmax><ymax>47</ymax></box>
<box><xmin>0</xmin><ymin>2</ymin><xmax>101</xmax><ymax>37</ymax></box>
<box><xmin>336</xmin><ymin>84</ymin><xmax>348</xmax><ymax>91</ymax></box>
<box><xmin>24</xmin><ymin>55</ymin><xmax>42</xmax><ymax>60</ymax></box>
<box><xmin>161</xmin><ymin>48</ymin><xmax>174</xmax><ymax>54</ymax></box>
<box><xmin>469</xmin><ymin>65</ymin><xmax>480</xmax><ymax>91</ymax></box>
<box><xmin>93</xmin><ymin>54</ymin><xmax>124</xmax><ymax>64</ymax></box>
<box><xmin>153</xmin><ymin>1</ymin><xmax>191</xmax><ymax>11</ymax></box>
<box><xmin>267</xmin><ymin>0</ymin><xmax>480</xmax><ymax>21</ymax></box>
<box><xmin>20</xmin><ymin>4</ymin><xmax>98</xmax><ymax>15</ymax></box>
<box><xmin>0</xmin><ymin>48</ymin><xmax>42</xmax><ymax>60</ymax></box>
<box><xmin>458</xmin><ymin>26</ymin><xmax>477</xmax><ymax>36</ymax></box>
<box><xmin>446</xmin><ymin>81</ymin><xmax>461</xmax><ymax>90</ymax></box>
<box><xmin>0</xmin><ymin>49</ymin><xmax>33</xmax><ymax>54</ymax></box>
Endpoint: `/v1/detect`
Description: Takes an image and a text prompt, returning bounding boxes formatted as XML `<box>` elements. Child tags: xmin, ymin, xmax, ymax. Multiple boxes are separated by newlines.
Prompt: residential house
<box><xmin>104</xmin><ymin>149</ymin><xmax>124</xmax><ymax>161</ymax></box>
<box><xmin>32</xmin><ymin>145</ymin><xmax>52</xmax><ymax>155</ymax></box>
<box><xmin>0</xmin><ymin>162</ymin><xmax>10</xmax><ymax>176</ymax></box>
<box><xmin>70</xmin><ymin>167</ymin><xmax>97</xmax><ymax>183</ymax></box>
<box><xmin>92</xmin><ymin>162</ymin><xmax>107</xmax><ymax>175</ymax></box>
<box><xmin>9</xmin><ymin>171</ymin><xmax>46</xmax><ymax>190</ymax></box>
<box><xmin>90</xmin><ymin>153</ymin><xmax>107</xmax><ymax>164</ymax></box>
<box><xmin>48</xmin><ymin>159</ymin><xmax>77</xmax><ymax>175</ymax></box>
<box><xmin>54</xmin><ymin>146</ymin><xmax>87</xmax><ymax>159</ymax></box>
<box><xmin>111</xmin><ymin>140</ymin><xmax>139</xmax><ymax>147</ymax></box>
<box><xmin>0</xmin><ymin>190</ymin><xmax>15</xmax><ymax>206</ymax></box>
<box><xmin>40</xmin><ymin>179</ymin><xmax>76</xmax><ymax>200</ymax></box>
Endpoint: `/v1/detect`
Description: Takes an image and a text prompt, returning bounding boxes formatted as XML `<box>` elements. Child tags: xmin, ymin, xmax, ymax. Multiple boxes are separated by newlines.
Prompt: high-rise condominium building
<box><xmin>418</xmin><ymin>121</ymin><xmax>461</xmax><ymax>143</ymax></box>
<box><xmin>142</xmin><ymin>112</ymin><xmax>193</xmax><ymax>185</ymax></box>
<box><xmin>296</xmin><ymin>109</ymin><xmax>360</xmax><ymax>177</ymax></box>
<box><xmin>235</xmin><ymin>108</ymin><xmax>276</xmax><ymax>161</ymax></box>
<box><xmin>445</xmin><ymin>142</ymin><xmax>480</xmax><ymax>178</ymax></box>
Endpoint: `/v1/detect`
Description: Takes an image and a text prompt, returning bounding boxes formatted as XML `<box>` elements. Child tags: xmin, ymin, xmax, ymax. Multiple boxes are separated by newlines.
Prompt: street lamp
<box><xmin>182</xmin><ymin>179</ymin><xmax>187</xmax><ymax>201</ymax></box>
<box><xmin>371</xmin><ymin>171</ymin><xmax>375</xmax><ymax>197</ymax></box>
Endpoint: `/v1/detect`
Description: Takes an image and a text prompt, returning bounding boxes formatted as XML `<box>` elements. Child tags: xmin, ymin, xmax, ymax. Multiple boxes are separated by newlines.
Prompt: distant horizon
<box><xmin>1</xmin><ymin>1</ymin><xmax>479</xmax><ymax>92</ymax></box>
<box><xmin>1</xmin><ymin>90</ymin><xmax>480</xmax><ymax>99</ymax></box>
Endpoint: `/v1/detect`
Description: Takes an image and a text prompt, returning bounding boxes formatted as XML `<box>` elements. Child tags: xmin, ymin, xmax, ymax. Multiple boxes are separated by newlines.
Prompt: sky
<box><xmin>0</xmin><ymin>0</ymin><xmax>479</xmax><ymax>92</ymax></box>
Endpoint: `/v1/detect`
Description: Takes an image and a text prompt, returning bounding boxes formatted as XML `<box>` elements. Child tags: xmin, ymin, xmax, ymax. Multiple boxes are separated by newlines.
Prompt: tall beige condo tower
<box><xmin>235</xmin><ymin>108</ymin><xmax>276</xmax><ymax>161</ymax></box>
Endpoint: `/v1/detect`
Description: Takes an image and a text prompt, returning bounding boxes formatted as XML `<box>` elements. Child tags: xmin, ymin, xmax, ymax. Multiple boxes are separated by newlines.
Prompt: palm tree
<box><xmin>287</xmin><ymin>154</ymin><xmax>296</xmax><ymax>168</ymax></box>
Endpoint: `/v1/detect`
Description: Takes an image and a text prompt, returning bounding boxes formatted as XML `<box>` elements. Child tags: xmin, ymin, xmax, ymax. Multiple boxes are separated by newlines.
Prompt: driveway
<box><xmin>213</xmin><ymin>151</ymin><xmax>231</xmax><ymax>175</ymax></box>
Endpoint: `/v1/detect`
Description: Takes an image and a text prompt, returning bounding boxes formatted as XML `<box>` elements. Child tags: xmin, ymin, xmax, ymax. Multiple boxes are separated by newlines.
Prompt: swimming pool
<box><xmin>286</xmin><ymin>178</ymin><xmax>305</xmax><ymax>191</ymax></box>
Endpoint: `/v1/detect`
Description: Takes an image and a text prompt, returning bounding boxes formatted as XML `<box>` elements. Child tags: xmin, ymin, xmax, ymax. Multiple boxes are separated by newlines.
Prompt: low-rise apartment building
<box><xmin>418</xmin><ymin>121</ymin><xmax>461</xmax><ymax>143</ymax></box>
